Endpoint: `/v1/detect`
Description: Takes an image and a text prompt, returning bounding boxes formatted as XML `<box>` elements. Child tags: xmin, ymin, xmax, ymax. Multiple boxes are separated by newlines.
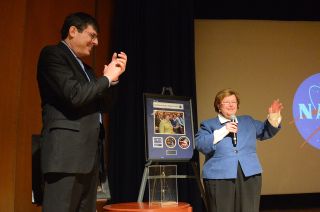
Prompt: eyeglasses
<box><xmin>84</xmin><ymin>30</ymin><xmax>98</xmax><ymax>41</ymax></box>
<box><xmin>221</xmin><ymin>101</ymin><xmax>237</xmax><ymax>105</ymax></box>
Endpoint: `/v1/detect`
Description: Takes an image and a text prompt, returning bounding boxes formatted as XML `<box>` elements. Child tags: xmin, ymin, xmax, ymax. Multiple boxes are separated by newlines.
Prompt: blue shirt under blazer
<box><xmin>195</xmin><ymin>115</ymin><xmax>280</xmax><ymax>179</ymax></box>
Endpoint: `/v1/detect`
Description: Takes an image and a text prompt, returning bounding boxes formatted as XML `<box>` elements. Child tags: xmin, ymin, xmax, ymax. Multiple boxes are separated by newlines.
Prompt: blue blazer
<box><xmin>195</xmin><ymin>115</ymin><xmax>280</xmax><ymax>179</ymax></box>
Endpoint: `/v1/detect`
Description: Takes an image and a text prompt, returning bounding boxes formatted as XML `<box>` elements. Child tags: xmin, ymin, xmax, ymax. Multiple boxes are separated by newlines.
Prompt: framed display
<box><xmin>143</xmin><ymin>93</ymin><xmax>194</xmax><ymax>161</ymax></box>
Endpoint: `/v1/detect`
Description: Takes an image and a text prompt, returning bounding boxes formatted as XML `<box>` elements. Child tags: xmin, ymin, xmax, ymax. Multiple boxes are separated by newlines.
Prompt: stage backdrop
<box><xmin>195</xmin><ymin>19</ymin><xmax>320</xmax><ymax>195</ymax></box>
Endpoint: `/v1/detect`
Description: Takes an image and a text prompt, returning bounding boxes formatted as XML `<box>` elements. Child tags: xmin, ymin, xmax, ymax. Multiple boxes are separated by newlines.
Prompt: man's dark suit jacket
<box><xmin>37</xmin><ymin>42</ymin><xmax>113</xmax><ymax>174</ymax></box>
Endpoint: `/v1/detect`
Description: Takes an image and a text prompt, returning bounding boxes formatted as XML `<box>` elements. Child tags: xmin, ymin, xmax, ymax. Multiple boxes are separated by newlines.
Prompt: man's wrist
<box><xmin>111</xmin><ymin>80</ymin><xmax>119</xmax><ymax>86</ymax></box>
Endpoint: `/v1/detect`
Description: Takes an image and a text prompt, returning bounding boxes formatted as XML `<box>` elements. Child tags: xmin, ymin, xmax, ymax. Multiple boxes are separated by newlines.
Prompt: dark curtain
<box><xmin>107</xmin><ymin>0</ymin><xmax>204</xmax><ymax>211</ymax></box>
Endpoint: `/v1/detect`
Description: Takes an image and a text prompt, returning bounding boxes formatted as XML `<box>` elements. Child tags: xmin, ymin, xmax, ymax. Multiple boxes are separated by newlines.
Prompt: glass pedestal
<box><xmin>148</xmin><ymin>165</ymin><xmax>178</xmax><ymax>206</ymax></box>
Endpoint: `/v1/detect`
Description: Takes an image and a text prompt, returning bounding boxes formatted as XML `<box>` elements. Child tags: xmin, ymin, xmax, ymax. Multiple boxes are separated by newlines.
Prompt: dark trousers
<box><xmin>42</xmin><ymin>162</ymin><xmax>99</xmax><ymax>212</ymax></box>
<box><xmin>204</xmin><ymin>164</ymin><xmax>262</xmax><ymax>212</ymax></box>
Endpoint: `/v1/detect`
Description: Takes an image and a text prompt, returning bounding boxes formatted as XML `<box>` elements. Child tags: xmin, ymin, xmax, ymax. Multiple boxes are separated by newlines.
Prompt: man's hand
<box><xmin>103</xmin><ymin>52</ymin><xmax>127</xmax><ymax>82</ymax></box>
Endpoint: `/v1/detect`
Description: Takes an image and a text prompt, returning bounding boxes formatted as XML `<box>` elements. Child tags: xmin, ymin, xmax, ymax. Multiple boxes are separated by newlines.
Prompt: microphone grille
<box><xmin>230</xmin><ymin>114</ymin><xmax>236</xmax><ymax>121</ymax></box>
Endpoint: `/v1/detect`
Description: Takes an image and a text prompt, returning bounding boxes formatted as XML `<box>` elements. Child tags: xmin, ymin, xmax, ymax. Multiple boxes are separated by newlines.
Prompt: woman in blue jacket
<box><xmin>195</xmin><ymin>88</ymin><xmax>283</xmax><ymax>212</ymax></box>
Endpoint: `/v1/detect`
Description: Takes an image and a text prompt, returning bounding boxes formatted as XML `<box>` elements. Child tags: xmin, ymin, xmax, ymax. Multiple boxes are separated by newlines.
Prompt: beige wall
<box><xmin>0</xmin><ymin>1</ymin><xmax>113</xmax><ymax>211</ymax></box>
<box><xmin>195</xmin><ymin>19</ymin><xmax>320</xmax><ymax>194</ymax></box>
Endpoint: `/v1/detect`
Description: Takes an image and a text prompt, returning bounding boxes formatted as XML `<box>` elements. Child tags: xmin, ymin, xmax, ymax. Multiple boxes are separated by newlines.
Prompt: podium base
<box><xmin>103</xmin><ymin>202</ymin><xmax>192</xmax><ymax>212</ymax></box>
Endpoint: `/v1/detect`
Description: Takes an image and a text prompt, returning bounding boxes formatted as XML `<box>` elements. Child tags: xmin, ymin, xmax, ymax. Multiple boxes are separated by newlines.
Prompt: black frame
<box><xmin>143</xmin><ymin>93</ymin><xmax>194</xmax><ymax>162</ymax></box>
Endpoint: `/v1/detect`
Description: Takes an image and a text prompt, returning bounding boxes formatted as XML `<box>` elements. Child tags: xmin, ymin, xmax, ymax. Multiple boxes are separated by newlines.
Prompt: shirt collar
<box><xmin>61</xmin><ymin>40</ymin><xmax>77</xmax><ymax>59</ymax></box>
<box><xmin>218</xmin><ymin>114</ymin><xmax>238</xmax><ymax>124</ymax></box>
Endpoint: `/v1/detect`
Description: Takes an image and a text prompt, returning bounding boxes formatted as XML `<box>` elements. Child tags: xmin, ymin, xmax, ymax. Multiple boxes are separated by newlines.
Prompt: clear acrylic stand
<box><xmin>148</xmin><ymin>165</ymin><xmax>178</xmax><ymax>206</ymax></box>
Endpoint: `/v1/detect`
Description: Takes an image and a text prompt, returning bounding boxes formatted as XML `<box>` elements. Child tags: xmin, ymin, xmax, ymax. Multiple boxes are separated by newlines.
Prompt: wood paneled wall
<box><xmin>0</xmin><ymin>1</ymin><xmax>113</xmax><ymax>211</ymax></box>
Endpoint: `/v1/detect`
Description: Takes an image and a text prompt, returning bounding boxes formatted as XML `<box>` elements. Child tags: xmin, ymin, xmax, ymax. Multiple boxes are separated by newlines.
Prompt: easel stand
<box><xmin>140</xmin><ymin>87</ymin><xmax>207</xmax><ymax>210</ymax></box>
<box><xmin>137</xmin><ymin>160</ymin><xmax>207</xmax><ymax>210</ymax></box>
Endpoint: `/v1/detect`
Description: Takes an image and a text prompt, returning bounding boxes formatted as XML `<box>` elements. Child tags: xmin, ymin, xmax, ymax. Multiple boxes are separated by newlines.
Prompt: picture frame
<box><xmin>143</xmin><ymin>93</ymin><xmax>194</xmax><ymax>161</ymax></box>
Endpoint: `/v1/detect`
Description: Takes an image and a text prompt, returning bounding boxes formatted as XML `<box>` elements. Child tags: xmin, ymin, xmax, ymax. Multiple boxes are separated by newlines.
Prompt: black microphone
<box><xmin>230</xmin><ymin>114</ymin><xmax>237</xmax><ymax>146</ymax></box>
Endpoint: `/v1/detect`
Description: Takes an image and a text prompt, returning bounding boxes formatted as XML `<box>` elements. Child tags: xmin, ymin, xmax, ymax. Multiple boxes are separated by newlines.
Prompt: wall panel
<box><xmin>0</xmin><ymin>1</ymin><xmax>113</xmax><ymax>211</ymax></box>
<box><xmin>0</xmin><ymin>1</ymin><xmax>27</xmax><ymax>211</ymax></box>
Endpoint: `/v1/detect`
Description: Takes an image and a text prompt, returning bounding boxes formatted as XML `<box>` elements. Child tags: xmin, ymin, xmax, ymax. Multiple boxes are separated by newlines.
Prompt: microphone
<box><xmin>230</xmin><ymin>114</ymin><xmax>237</xmax><ymax>146</ymax></box>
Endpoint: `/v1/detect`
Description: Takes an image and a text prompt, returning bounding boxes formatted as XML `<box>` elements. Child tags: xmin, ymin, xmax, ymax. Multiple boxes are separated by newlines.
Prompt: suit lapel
<box><xmin>57</xmin><ymin>42</ymin><xmax>92</xmax><ymax>82</ymax></box>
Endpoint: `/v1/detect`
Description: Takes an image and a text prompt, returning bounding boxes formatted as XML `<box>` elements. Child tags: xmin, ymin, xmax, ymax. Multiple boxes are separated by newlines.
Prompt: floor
<box><xmin>261</xmin><ymin>209</ymin><xmax>320</xmax><ymax>212</ymax></box>
<box><xmin>259</xmin><ymin>193</ymin><xmax>320</xmax><ymax>212</ymax></box>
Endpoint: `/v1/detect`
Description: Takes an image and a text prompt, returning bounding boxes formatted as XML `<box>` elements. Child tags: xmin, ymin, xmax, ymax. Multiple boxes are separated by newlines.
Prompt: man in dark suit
<box><xmin>37</xmin><ymin>12</ymin><xmax>127</xmax><ymax>212</ymax></box>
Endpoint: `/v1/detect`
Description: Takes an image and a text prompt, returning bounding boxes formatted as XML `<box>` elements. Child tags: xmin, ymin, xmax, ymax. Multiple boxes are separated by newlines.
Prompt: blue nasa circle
<box><xmin>292</xmin><ymin>73</ymin><xmax>320</xmax><ymax>149</ymax></box>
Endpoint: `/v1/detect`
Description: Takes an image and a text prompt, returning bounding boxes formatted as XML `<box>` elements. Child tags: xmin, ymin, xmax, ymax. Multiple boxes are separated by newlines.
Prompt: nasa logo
<box><xmin>292</xmin><ymin>73</ymin><xmax>320</xmax><ymax>149</ymax></box>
